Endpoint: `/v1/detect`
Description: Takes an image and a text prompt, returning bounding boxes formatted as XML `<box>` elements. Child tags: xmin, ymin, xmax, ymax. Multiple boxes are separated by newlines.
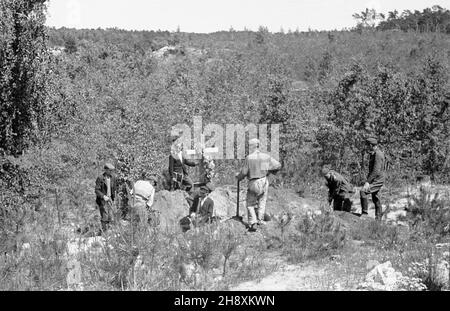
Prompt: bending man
<box><xmin>130</xmin><ymin>172</ymin><xmax>157</xmax><ymax>227</ymax></box>
<box><xmin>321</xmin><ymin>166</ymin><xmax>353</xmax><ymax>212</ymax></box>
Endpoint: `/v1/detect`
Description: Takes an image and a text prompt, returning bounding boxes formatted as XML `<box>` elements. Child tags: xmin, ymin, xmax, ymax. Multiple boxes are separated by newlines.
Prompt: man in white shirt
<box><xmin>130</xmin><ymin>172</ymin><xmax>157</xmax><ymax>227</ymax></box>
<box><xmin>236</xmin><ymin>138</ymin><xmax>281</xmax><ymax>232</ymax></box>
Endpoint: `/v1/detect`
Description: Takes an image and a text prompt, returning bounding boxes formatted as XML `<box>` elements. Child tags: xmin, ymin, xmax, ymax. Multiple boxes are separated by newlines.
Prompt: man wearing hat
<box><xmin>321</xmin><ymin>166</ymin><xmax>354</xmax><ymax>212</ymax></box>
<box><xmin>189</xmin><ymin>182</ymin><xmax>215</xmax><ymax>227</ymax></box>
<box><xmin>130</xmin><ymin>172</ymin><xmax>158</xmax><ymax>227</ymax></box>
<box><xmin>236</xmin><ymin>138</ymin><xmax>281</xmax><ymax>232</ymax></box>
<box><xmin>95</xmin><ymin>163</ymin><xmax>117</xmax><ymax>232</ymax></box>
<box><xmin>360</xmin><ymin>137</ymin><xmax>385</xmax><ymax>220</ymax></box>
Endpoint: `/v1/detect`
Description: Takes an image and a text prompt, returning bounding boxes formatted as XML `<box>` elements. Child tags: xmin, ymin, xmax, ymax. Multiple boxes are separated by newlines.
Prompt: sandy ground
<box><xmin>231</xmin><ymin>261</ymin><xmax>329</xmax><ymax>291</ymax></box>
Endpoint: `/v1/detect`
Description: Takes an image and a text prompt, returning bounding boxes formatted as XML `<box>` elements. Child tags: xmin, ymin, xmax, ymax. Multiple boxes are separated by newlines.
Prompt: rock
<box><xmin>66</xmin><ymin>236</ymin><xmax>107</xmax><ymax>257</ymax></box>
<box><xmin>434</xmin><ymin>260</ymin><xmax>449</xmax><ymax>288</ymax></box>
<box><xmin>386</xmin><ymin>210</ymin><xmax>407</xmax><ymax>221</ymax></box>
<box><xmin>366</xmin><ymin>260</ymin><xmax>380</xmax><ymax>271</ymax></box>
<box><xmin>152</xmin><ymin>190</ymin><xmax>190</xmax><ymax>229</ymax></box>
<box><xmin>66</xmin><ymin>258</ymin><xmax>82</xmax><ymax>289</ymax></box>
<box><xmin>364</xmin><ymin>261</ymin><xmax>403</xmax><ymax>290</ymax></box>
<box><xmin>396</xmin><ymin>221</ymin><xmax>409</xmax><ymax>228</ymax></box>
<box><xmin>133</xmin><ymin>255</ymin><xmax>147</xmax><ymax>273</ymax></box>
<box><xmin>179</xmin><ymin>262</ymin><xmax>202</xmax><ymax>285</ymax></box>
<box><xmin>209</xmin><ymin>187</ymin><xmax>242</xmax><ymax>219</ymax></box>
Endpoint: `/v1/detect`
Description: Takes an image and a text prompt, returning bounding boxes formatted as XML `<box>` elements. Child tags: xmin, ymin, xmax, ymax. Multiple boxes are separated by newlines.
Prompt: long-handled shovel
<box><xmin>231</xmin><ymin>180</ymin><xmax>243</xmax><ymax>222</ymax></box>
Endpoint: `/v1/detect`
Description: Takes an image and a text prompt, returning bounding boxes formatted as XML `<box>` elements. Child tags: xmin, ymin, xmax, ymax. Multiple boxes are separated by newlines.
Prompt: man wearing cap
<box><xmin>236</xmin><ymin>138</ymin><xmax>281</xmax><ymax>232</ymax></box>
<box><xmin>188</xmin><ymin>182</ymin><xmax>215</xmax><ymax>227</ymax></box>
<box><xmin>130</xmin><ymin>172</ymin><xmax>158</xmax><ymax>227</ymax></box>
<box><xmin>321</xmin><ymin>166</ymin><xmax>353</xmax><ymax>212</ymax></box>
<box><xmin>95</xmin><ymin>163</ymin><xmax>117</xmax><ymax>232</ymax></box>
<box><xmin>168</xmin><ymin>135</ymin><xmax>198</xmax><ymax>192</ymax></box>
<box><xmin>360</xmin><ymin>138</ymin><xmax>385</xmax><ymax>220</ymax></box>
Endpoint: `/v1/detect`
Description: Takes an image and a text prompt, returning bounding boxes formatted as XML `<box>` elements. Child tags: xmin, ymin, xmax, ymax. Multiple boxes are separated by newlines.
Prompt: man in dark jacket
<box><xmin>179</xmin><ymin>183</ymin><xmax>215</xmax><ymax>232</ymax></box>
<box><xmin>95</xmin><ymin>163</ymin><xmax>117</xmax><ymax>232</ymax></box>
<box><xmin>189</xmin><ymin>183</ymin><xmax>215</xmax><ymax>227</ymax></box>
<box><xmin>360</xmin><ymin>138</ymin><xmax>385</xmax><ymax>220</ymax></box>
<box><xmin>322</xmin><ymin>167</ymin><xmax>354</xmax><ymax>212</ymax></box>
<box><xmin>169</xmin><ymin>137</ymin><xmax>197</xmax><ymax>192</ymax></box>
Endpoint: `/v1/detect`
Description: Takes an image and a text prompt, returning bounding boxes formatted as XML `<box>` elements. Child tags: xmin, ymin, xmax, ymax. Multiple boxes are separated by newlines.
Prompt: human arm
<box><xmin>183</xmin><ymin>158</ymin><xmax>197</xmax><ymax>167</ymax></box>
<box><xmin>146</xmin><ymin>186</ymin><xmax>155</xmax><ymax>208</ymax></box>
<box><xmin>169</xmin><ymin>155</ymin><xmax>174</xmax><ymax>178</ymax></box>
<box><xmin>236</xmin><ymin>159</ymin><xmax>249</xmax><ymax>181</ymax></box>
<box><xmin>367</xmin><ymin>151</ymin><xmax>384</xmax><ymax>184</ymax></box>
<box><xmin>268</xmin><ymin>157</ymin><xmax>282</xmax><ymax>175</ymax></box>
<box><xmin>95</xmin><ymin>177</ymin><xmax>108</xmax><ymax>201</ymax></box>
<box><xmin>189</xmin><ymin>197</ymin><xmax>199</xmax><ymax>216</ymax></box>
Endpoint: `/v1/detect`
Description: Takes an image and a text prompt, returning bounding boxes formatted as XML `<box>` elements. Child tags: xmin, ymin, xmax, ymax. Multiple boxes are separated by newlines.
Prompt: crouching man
<box><xmin>236</xmin><ymin>138</ymin><xmax>281</xmax><ymax>232</ymax></box>
<box><xmin>130</xmin><ymin>172</ymin><xmax>158</xmax><ymax>228</ymax></box>
<box><xmin>321</xmin><ymin>166</ymin><xmax>354</xmax><ymax>212</ymax></box>
<box><xmin>180</xmin><ymin>183</ymin><xmax>216</xmax><ymax>232</ymax></box>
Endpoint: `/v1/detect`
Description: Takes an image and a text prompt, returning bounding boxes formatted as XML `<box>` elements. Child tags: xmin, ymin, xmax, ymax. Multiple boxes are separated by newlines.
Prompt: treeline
<box><xmin>377</xmin><ymin>5</ymin><xmax>450</xmax><ymax>33</ymax></box>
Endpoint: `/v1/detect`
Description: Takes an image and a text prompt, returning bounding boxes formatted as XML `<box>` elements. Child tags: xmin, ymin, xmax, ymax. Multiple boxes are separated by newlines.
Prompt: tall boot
<box><xmin>360</xmin><ymin>197</ymin><xmax>369</xmax><ymax>215</ymax></box>
<box><xmin>373</xmin><ymin>192</ymin><xmax>382</xmax><ymax>221</ymax></box>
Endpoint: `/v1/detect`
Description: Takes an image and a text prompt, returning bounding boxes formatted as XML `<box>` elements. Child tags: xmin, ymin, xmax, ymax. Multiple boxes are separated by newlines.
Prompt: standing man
<box><xmin>236</xmin><ymin>138</ymin><xmax>281</xmax><ymax>232</ymax></box>
<box><xmin>360</xmin><ymin>138</ymin><xmax>385</xmax><ymax>220</ymax></box>
<box><xmin>168</xmin><ymin>136</ymin><xmax>198</xmax><ymax>192</ymax></box>
<box><xmin>130</xmin><ymin>172</ymin><xmax>157</xmax><ymax>228</ymax></box>
<box><xmin>95</xmin><ymin>163</ymin><xmax>117</xmax><ymax>232</ymax></box>
<box><xmin>321</xmin><ymin>166</ymin><xmax>354</xmax><ymax>212</ymax></box>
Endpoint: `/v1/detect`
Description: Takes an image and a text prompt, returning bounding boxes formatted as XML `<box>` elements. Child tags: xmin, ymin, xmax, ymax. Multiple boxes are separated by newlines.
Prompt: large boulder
<box><xmin>209</xmin><ymin>186</ymin><xmax>244</xmax><ymax>219</ymax></box>
<box><xmin>359</xmin><ymin>261</ymin><xmax>404</xmax><ymax>291</ymax></box>
<box><xmin>152</xmin><ymin>190</ymin><xmax>190</xmax><ymax>229</ymax></box>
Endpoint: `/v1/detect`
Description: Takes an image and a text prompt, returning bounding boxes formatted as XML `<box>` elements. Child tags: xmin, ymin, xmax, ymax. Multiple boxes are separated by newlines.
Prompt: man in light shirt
<box><xmin>130</xmin><ymin>172</ymin><xmax>157</xmax><ymax>227</ymax></box>
<box><xmin>236</xmin><ymin>138</ymin><xmax>281</xmax><ymax>232</ymax></box>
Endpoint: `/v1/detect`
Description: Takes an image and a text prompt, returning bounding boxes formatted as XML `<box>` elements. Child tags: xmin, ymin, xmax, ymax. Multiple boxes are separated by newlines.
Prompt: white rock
<box><xmin>386</xmin><ymin>210</ymin><xmax>407</xmax><ymax>221</ymax></box>
<box><xmin>66</xmin><ymin>258</ymin><xmax>82</xmax><ymax>288</ymax></box>
<box><xmin>434</xmin><ymin>260</ymin><xmax>449</xmax><ymax>288</ymax></box>
<box><xmin>365</xmin><ymin>261</ymin><xmax>403</xmax><ymax>290</ymax></box>
<box><xmin>366</xmin><ymin>260</ymin><xmax>380</xmax><ymax>271</ymax></box>
<box><xmin>65</xmin><ymin>236</ymin><xmax>108</xmax><ymax>257</ymax></box>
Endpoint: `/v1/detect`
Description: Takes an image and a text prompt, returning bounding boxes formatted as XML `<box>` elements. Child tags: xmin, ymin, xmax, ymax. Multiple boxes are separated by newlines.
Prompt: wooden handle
<box><xmin>236</xmin><ymin>180</ymin><xmax>240</xmax><ymax>217</ymax></box>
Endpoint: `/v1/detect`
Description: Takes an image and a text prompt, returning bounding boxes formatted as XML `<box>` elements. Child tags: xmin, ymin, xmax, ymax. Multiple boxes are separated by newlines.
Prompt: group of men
<box><xmin>94</xmin><ymin>136</ymin><xmax>385</xmax><ymax>234</ymax></box>
<box><xmin>322</xmin><ymin>137</ymin><xmax>386</xmax><ymax>220</ymax></box>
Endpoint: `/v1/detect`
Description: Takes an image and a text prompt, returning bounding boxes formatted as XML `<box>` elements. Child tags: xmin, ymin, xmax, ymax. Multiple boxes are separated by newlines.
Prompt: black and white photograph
<box><xmin>0</xmin><ymin>0</ymin><xmax>449</xmax><ymax>297</ymax></box>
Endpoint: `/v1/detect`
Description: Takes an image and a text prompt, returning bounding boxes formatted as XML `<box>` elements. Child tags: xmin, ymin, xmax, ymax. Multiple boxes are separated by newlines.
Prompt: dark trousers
<box><xmin>360</xmin><ymin>179</ymin><xmax>383</xmax><ymax>219</ymax></box>
<box><xmin>333</xmin><ymin>195</ymin><xmax>352</xmax><ymax>212</ymax></box>
<box><xmin>98</xmin><ymin>201</ymin><xmax>114</xmax><ymax>231</ymax></box>
<box><xmin>171</xmin><ymin>173</ymin><xmax>193</xmax><ymax>191</ymax></box>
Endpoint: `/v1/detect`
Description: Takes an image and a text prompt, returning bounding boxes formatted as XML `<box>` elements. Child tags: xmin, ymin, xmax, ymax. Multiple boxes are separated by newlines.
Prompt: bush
<box><xmin>282</xmin><ymin>208</ymin><xmax>347</xmax><ymax>263</ymax></box>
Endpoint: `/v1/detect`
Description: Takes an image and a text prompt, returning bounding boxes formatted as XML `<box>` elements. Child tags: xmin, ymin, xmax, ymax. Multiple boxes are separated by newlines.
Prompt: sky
<box><xmin>45</xmin><ymin>0</ymin><xmax>450</xmax><ymax>33</ymax></box>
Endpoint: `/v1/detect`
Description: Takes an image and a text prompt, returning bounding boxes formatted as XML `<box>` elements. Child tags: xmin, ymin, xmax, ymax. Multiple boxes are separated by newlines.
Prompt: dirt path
<box><xmin>231</xmin><ymin>261</ymin><xmax>330</xmax><ymax>291</ymax></box>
